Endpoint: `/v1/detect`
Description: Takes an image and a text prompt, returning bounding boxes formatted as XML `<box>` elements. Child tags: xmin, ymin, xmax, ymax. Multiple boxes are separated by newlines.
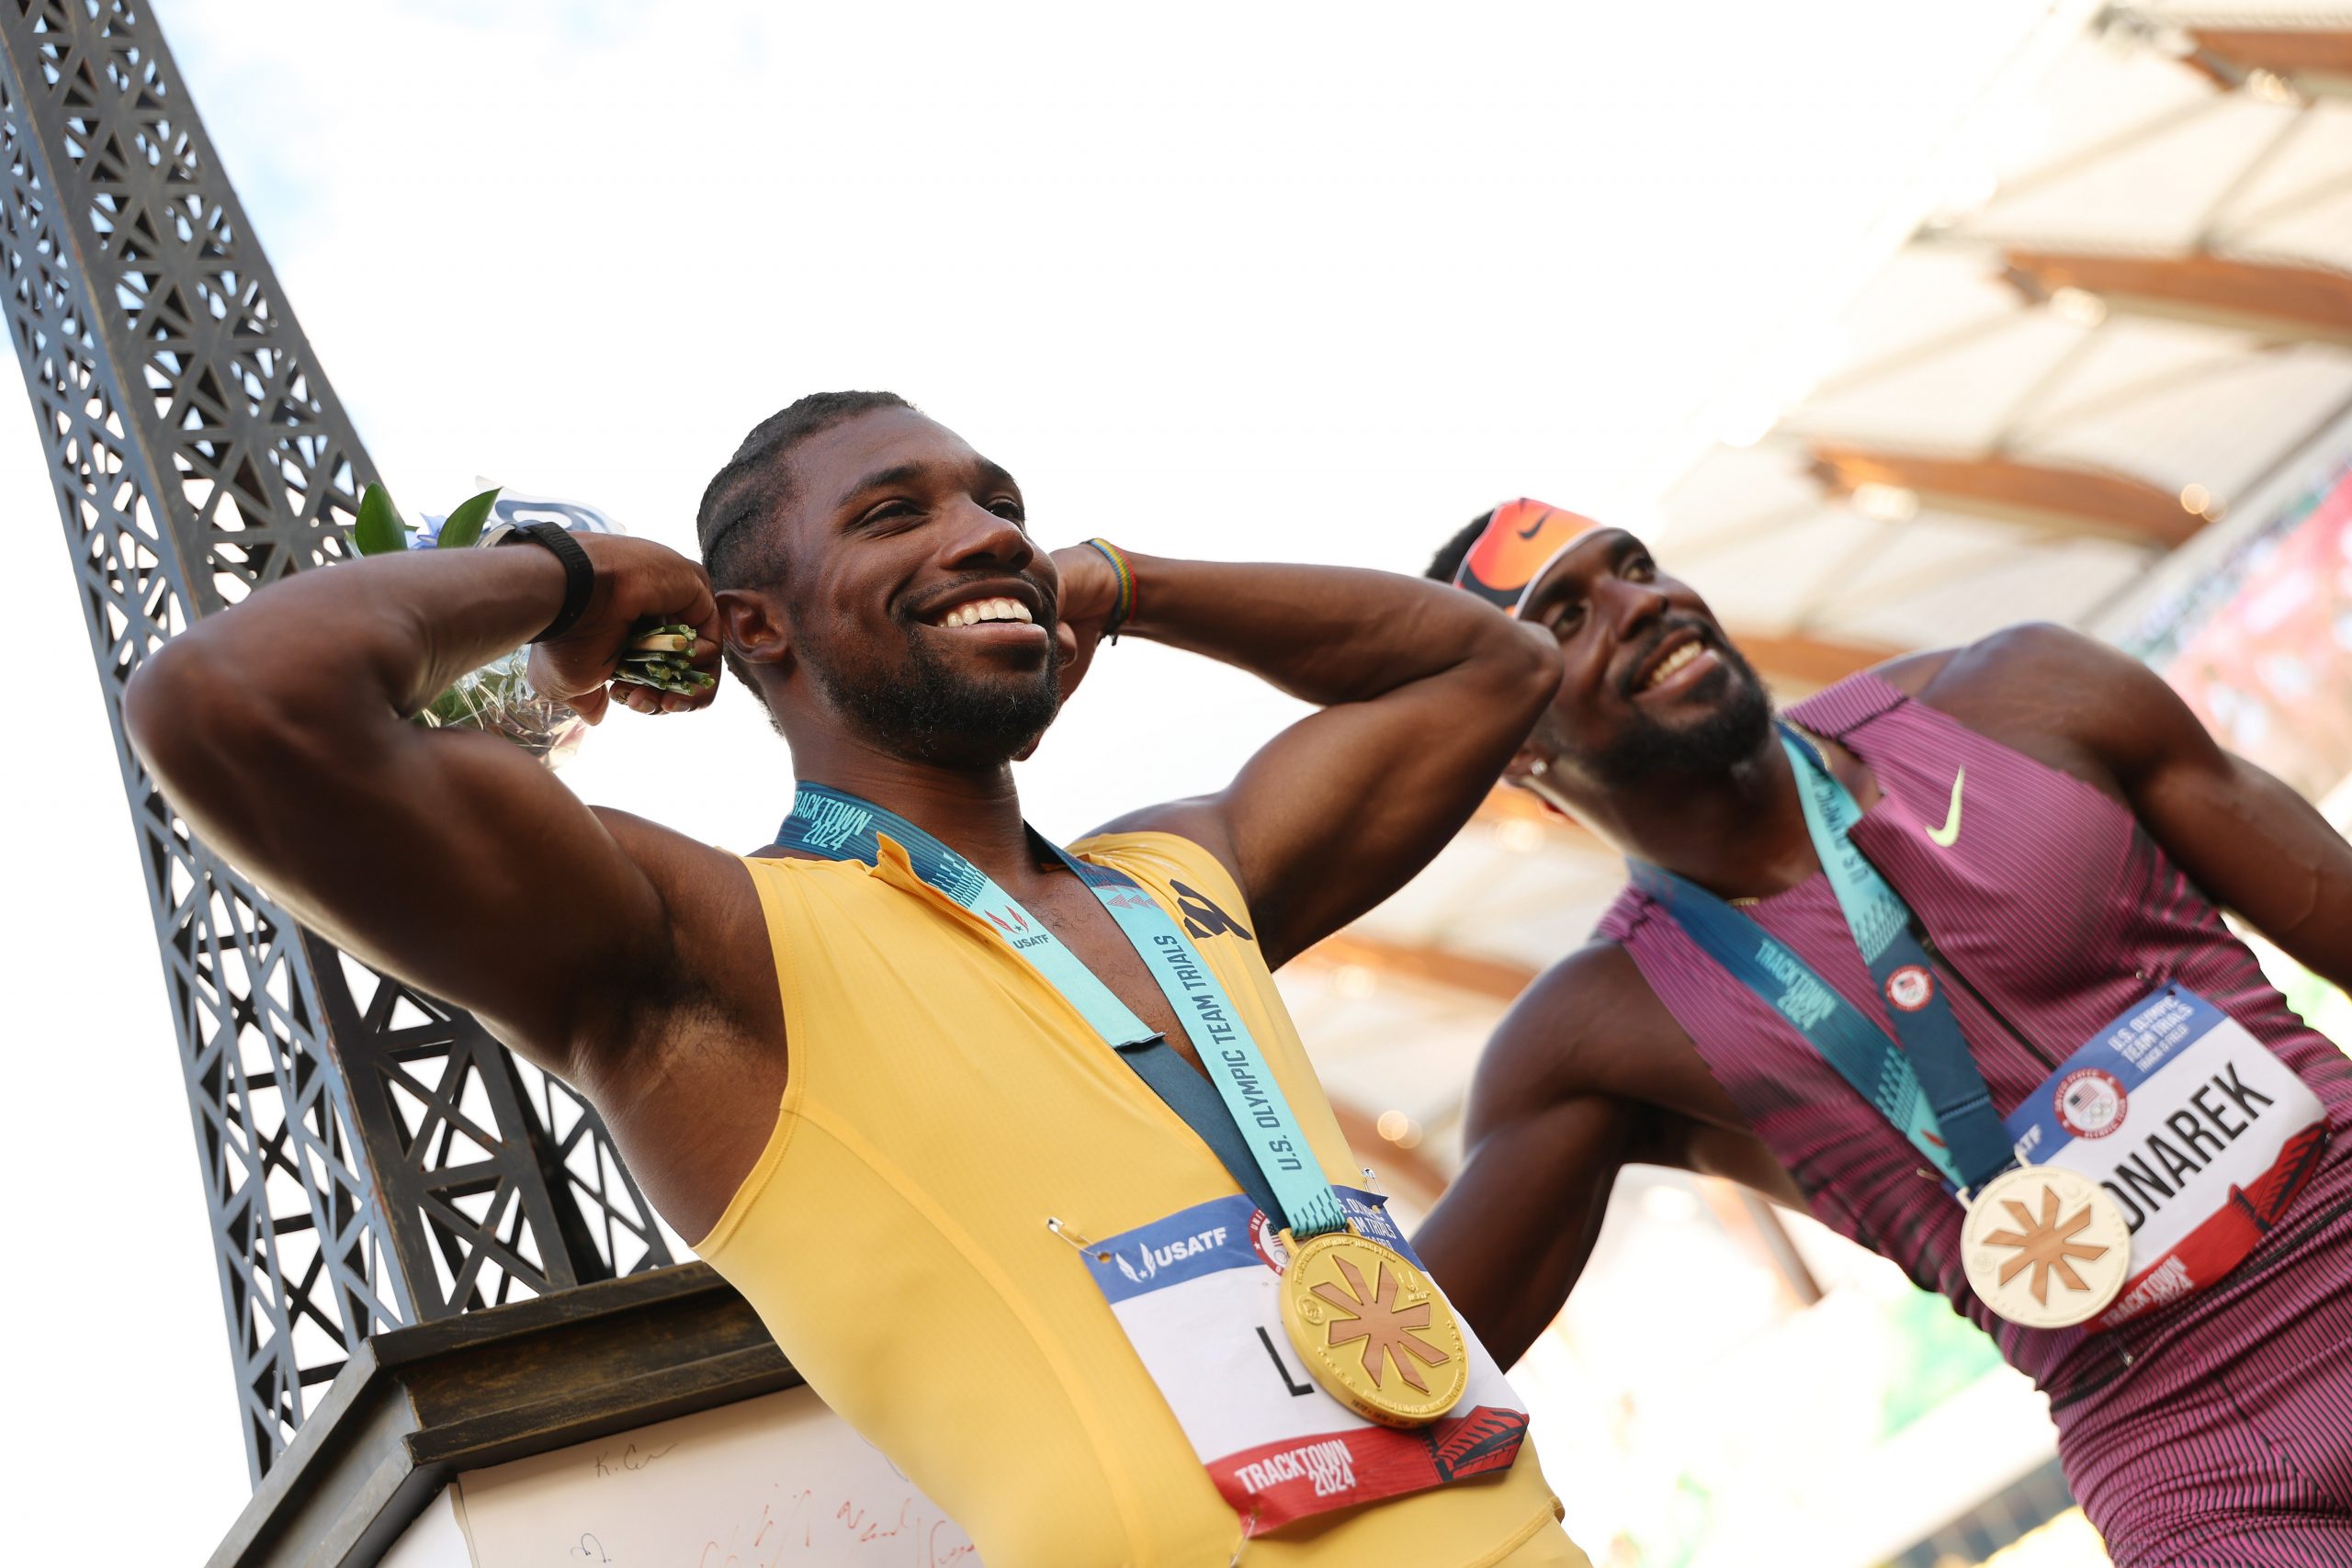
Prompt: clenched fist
<box><xmin>524</xmin><ymin>534</ymin><xmax>725</xmax><ymax>723</ymax></box>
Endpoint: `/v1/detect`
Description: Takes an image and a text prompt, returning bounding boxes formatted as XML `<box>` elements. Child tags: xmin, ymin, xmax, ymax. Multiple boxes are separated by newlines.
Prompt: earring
<box><xmin>1529</xmin><ymin>758</ymin><xmax>1550</xmax><ymax>779</ymax></box>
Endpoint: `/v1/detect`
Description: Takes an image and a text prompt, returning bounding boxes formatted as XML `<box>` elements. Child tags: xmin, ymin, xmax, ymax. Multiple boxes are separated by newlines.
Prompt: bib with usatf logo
<box><xmin>772</xmin><ymin>786</ymin><xmax>1537</xmax><ymax>1524</ymax></box>
<box><xmin>1082</xmin><ymin>1187</ymin><xmax>1531</xmax><ymax>1531</ymax></box>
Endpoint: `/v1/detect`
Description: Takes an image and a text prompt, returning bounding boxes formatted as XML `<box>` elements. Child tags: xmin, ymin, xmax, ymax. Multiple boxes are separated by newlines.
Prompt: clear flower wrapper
<box><xmin>401</xmin><ymin>489</ymin><xmax>629</xmax><ymax>772</ymax></box>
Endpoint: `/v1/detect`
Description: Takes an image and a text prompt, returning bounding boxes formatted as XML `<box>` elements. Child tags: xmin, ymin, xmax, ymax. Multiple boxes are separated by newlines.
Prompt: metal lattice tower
<box><xmin>0</xmin><ymin>0</ymin><xmax>671</xmax><ymax>1483</ymax></box>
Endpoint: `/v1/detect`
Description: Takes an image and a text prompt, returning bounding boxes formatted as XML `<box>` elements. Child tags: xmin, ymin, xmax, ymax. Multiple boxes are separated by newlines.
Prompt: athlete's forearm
<box><xmin>126</xmin><ymin>546</ymin><xmax>570</xmax><ymax>858</ymax></box>
<box><xmin>1416</xmin><ymin>1097</ymin><xmax>1632</xmax><ymax>1368</ymax></box>
<box><xmin>1116</xmin><ymin>552</ymin><xmax>1546</xmax><ymax>707</ymax></box>
<box><xmin>137</xmin><ymin>545</ymin><xmax>567</xmax><ymax>739</ymax></box>
<box><xmin>123</xmin><ymin>537</ymin><xmax>716</xmax><ymax>1069</ymax></box>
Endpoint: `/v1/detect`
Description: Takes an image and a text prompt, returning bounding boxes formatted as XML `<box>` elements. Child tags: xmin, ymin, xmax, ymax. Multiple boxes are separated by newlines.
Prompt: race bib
<box><xmin>1083</xmin><ymin>1187</ymin><xmax>1530</xmax><ymax>1531</ymax></box>
<box><xmin>2004</xmin><ymin>986</ymin><xmax>2329</xmax><ymax>1330</ymax></box>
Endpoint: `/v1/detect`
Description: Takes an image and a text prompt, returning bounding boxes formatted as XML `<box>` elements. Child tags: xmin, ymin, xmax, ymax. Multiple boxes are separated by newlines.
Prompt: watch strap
<box><xmin>498</xmin><ymin>521</ymin><xmax>595</xmax><ymax>642</ymax></box>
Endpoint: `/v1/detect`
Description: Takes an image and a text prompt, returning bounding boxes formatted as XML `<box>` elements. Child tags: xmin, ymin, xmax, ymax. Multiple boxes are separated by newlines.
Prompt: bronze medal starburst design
<box><xmin>1980</xmin><ymin>1183</ymin><xmax>2113</xmax><ymax>1304</ymax></box>
<box><xmin>1312</xmin><ymin>1254</ymin><xmax>1453</xmax><ymax>1391</ymax></box>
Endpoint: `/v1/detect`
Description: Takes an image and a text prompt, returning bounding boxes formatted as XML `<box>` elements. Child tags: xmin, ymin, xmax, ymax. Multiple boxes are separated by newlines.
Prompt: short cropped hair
<box><xmin>695</xmin><ymin>390</ymin><xmax>917</xmax><ymax>592</ymax></box>
<box><xmin>1425</xmin><ymin>508</ymin><xmax>1496</xmax><ymax>584</ymax></box>
<box><xmin>696</xmin><ymin>391</ymin><xmax>915</xmax><ymax>694</ymax></box>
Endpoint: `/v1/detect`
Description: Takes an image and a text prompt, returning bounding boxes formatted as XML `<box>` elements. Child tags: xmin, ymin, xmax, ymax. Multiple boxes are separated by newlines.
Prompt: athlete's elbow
<box><xmin>126</xmin><ymin>637</ymin><xmax>234</xmax><ymax>792</ymax></box>
<box><xmin>127</xmin><ymin>638</ymin><xmax>351</xmax><ymax>818</ymax></box>
<box><xmin>1474</xmin><ymin>616</ymin><xmax>1563</xmax><ymax>720</ymax></box>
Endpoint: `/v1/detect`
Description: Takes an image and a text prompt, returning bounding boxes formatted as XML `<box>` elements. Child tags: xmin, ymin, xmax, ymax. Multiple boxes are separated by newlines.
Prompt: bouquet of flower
<box><xmin>349</xmin><ymin>481</ymin><xmax>604</xmax><ymax>766</ymax></box>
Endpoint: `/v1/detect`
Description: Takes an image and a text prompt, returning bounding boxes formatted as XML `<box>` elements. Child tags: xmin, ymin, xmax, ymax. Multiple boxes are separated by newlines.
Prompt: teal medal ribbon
<box><xmin>1631</xmin><ymin>728</ymin><xmax>2015</xmax><ymax>1192</ymax></box>
<box><xmin>775</xmin><ymin>783</ymin><xmax>1348</xmax><ymax>1238</ymax></box>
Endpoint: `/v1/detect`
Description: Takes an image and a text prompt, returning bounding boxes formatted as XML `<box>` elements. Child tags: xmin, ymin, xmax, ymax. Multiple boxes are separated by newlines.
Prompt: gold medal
<box><xmin>1279</xmin><ymin>1226</ymin><xmax>1469</xmax><ymax>1427</ymax></box>
<box><xmin>1961</xmin><ymin>1164</ymin><xmax>2132</xmax><ymax>1329</ymax></box>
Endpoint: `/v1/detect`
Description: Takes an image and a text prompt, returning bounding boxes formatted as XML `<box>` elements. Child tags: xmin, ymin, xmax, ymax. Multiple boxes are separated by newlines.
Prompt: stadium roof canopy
<box><xmin>1285</xmin><ymin>2</ymin><xmax>2352</xmax><ymax>1204</ymax></box>
<box><xmin>1663</xmin><ymin>0</ymin><xmax>2352</xmax><ymax>659</ymax></box>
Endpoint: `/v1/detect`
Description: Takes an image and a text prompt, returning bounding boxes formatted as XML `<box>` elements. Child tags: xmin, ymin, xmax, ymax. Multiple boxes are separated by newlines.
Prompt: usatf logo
<box><xmin>2056</xmin><ymin>1066</ymin><xmax>2128</xmax><ymax>1139</ymax></box>
<box><xmin>1885</xmin><ymin>964</ymin><xmax>1935</xmax><ymax>1013</ymax></box>
<box><xmin>1114</xmin><ymin>1224</ymin><xmax>1228</xmax><ymax>1284</ymax></box>
<box><xmin>984</xmin><ymin>902</ymin><xmax>1051</xmax><ymax>951</ymax></box>
<box><xmin>1173</xmin><ymin>881</ymin><xmax>1254</xmax><ymax>943</ymax></box>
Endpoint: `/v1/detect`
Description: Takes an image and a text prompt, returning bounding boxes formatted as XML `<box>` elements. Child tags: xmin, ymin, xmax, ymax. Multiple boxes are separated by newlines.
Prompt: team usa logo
<box><xmin>1249</xmin><ymin>1207</ymin><xmax>1287</xmax><ymax>1272</ymax></box>
<box><xmin>1884</xmin><ymin>964</ymin><xmax>1936</xmax><ymax>1013</ymax></box>
<box><xmin>2055</xmin><ymin>1066</ymin><xmax>2129</xmax><ymax>1139</ymax></box>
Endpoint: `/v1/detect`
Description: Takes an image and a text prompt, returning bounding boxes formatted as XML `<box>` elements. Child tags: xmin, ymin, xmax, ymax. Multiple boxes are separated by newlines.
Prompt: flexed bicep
<box><xmin>124</xmin><ymin>534</ymin><xmax>729</xmax><ymax>1077</ymax></box>
<box><xmin>1077</xmin><ymin>547</ymin><xmax>1559</xmax><ymax>967</ymax></box>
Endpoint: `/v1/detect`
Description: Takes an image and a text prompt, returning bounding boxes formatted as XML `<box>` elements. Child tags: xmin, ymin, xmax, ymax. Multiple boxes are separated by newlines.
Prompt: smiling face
<box><xmin>744</xmin><ymin>406</ymin><xmax>1067</xmax><ymax>768</ymax></box>
<box><xmin>1510</xmin><ymin>529</ymin><xmax>1772</xmax><ymax>797</ymax></box>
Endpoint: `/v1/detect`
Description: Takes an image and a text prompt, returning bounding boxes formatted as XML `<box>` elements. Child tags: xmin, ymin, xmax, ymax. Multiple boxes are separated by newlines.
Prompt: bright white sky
<box><xmin>1</xmin><ymin>0</ymin><xmax>2064</xmax><ymax>1550</ymax></box>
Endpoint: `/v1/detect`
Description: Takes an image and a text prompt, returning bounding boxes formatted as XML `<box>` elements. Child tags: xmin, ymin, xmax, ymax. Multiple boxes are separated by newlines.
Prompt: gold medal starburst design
<box><xmin>1280</xmin><ymin>1230</ymin><xmax>1470</xmax><ymax>1426</ymax></box>
<box><xmin>1980</xmin><ymin>1184</ymin><xmax>2113</xmax><ymax>1305</ymax></box>
<box><xmin>1312</xmin><ymin>1254</ymin><xmax>1453</xmax><ymax>1392</ymax></box>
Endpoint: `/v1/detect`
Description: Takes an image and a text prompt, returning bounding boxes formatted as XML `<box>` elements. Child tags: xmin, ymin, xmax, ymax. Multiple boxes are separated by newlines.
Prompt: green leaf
<box><xmin>353</xmin><ymin>482</ymin><xmax>408</xmax><ymax>557</ymax></box>
<box><xmin>435</xmin><ymin>486</ymin><xmax>502</xmax><ymax>550</ymax></box>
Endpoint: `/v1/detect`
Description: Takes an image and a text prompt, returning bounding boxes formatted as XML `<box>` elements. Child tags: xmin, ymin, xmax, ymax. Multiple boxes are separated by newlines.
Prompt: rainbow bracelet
<box><xmin>1083</xmin><ymin>537</ymin><xmax>1136</xmax><ymax>643</ymax></box>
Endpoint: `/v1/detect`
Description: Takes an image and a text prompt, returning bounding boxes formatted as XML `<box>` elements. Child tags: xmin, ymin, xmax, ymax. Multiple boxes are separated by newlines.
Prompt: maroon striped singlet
<box><xmin>1599</xmin><ymin>672</ymin><xmax>2352</xmax><ymax>1565</ymax></box>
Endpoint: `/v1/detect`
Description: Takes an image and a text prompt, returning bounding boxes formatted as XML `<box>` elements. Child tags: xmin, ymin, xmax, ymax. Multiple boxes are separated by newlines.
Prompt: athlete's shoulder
<box><xmin>1915</xmin><ymin>624</ymin><xmax>2200</xmax><ymax>774</ymax></box>
<box><xmin>1515</xmin><ymin>940</ymin><xmax>1653</xmax><ymax>1021</ymax></box>
<box><xmin>1070</xmin><ymin>824</ymin><xmax>1263</xmax><ymax>945</ymax></box>
<box><xmin>1937</xmin><ymin>621</ymin><xmax>2136</xmax><ymax>689</ymax></box>
<box><xmin>1071</xmin><ymin>820</ymin><xmax>1228</xmax><ymax>886</ymax></box>
<box><xmin>1843</xmin><ymin>622</ymin><xmax>2113</xmax><ymax>704</ymax></box>
<box><xmin>1079</xmin><ymin>798</ymin><xmax>1243</xmax><ymax>888</ymax></box>
<box><xmin>1490</xmin><ymin>940</ymin><xmax>1677</xmax><ymax>1098</ymax></box>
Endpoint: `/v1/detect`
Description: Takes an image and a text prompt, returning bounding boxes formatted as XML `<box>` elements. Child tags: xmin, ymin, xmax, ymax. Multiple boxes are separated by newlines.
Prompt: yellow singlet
<box><xmin>696</xmin><ymin>829</ymin><xmax>1581</xmax><ymax>1568</ymax></box>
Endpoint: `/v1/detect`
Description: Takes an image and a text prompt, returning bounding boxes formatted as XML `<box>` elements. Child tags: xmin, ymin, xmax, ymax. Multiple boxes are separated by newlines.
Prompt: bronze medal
<box><xmin>1961</xmin><ymin>1164</ymin><xmax>2132</xmax><ymax>1329</ymax></box>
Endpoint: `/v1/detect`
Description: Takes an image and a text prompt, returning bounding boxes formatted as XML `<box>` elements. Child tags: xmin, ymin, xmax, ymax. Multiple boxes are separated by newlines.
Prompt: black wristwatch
<box><xmin>492</xmin><ymin>520</ymin><xmax>596</xmax><ymax>642</ymax></box>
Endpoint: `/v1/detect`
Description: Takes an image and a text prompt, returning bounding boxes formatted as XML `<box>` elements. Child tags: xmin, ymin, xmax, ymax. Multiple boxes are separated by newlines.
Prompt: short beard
<box><xmin>1576</xmin><ymin>651</ymin><xmax>1773</xmax><ymax>789</ymax></box>
<box><xmin>803</xmin><ymin>625</ymin><xmax>1065</xmax><ymax>769</ymax></box>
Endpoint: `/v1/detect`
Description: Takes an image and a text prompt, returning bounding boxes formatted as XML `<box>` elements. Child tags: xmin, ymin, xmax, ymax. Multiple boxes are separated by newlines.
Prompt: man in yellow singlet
<box><xmin>125</xmin><ymin>392</ymin><xmax>1584</xmax><ymax>1566</ymax></box>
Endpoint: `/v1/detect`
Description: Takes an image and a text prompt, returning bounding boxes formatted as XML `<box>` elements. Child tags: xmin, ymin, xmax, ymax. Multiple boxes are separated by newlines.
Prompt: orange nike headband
<box><xmin>1450</xmin><ymin>498</ymin><xmax>1605</xmax><ymax>615</ymax></box>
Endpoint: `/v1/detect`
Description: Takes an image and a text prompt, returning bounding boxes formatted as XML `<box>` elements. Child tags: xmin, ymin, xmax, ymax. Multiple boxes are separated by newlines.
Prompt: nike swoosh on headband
<box><xmin>1928</xmin><ymin>768</ymin><xmax>1966</xmax><ymax>848</ymax></box>
<box><xmin>1451</xmin><ymin>497</ymin><xmax>1606</xmax><ymax>613</ymax></box>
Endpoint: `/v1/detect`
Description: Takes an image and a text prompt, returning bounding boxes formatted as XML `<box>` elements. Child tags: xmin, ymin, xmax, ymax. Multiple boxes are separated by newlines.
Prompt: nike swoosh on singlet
<box><xmin>1928</xmin><ymin>767</ymin><xmax>1966</xmax><ymax>847</ymax></box>
<box><xmin>1515</xmin><ymin>514</ymin><xmax>1545</xmax><ymax>539</ymax></box>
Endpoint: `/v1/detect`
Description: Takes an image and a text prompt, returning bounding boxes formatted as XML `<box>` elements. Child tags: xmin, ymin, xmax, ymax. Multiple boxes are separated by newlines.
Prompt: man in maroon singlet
<box><xmin>1412</xmin><ymin>501</ymin><xmax>2352</xmax><ymax>1565</ymax></box>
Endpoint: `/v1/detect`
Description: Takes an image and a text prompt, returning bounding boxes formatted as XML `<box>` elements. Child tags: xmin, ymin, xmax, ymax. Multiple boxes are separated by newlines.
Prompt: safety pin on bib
<box><xmin>1045</xmin><ymin>1215</ymin><xmax>1112</xmax><ymax>1263</ymax></box>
